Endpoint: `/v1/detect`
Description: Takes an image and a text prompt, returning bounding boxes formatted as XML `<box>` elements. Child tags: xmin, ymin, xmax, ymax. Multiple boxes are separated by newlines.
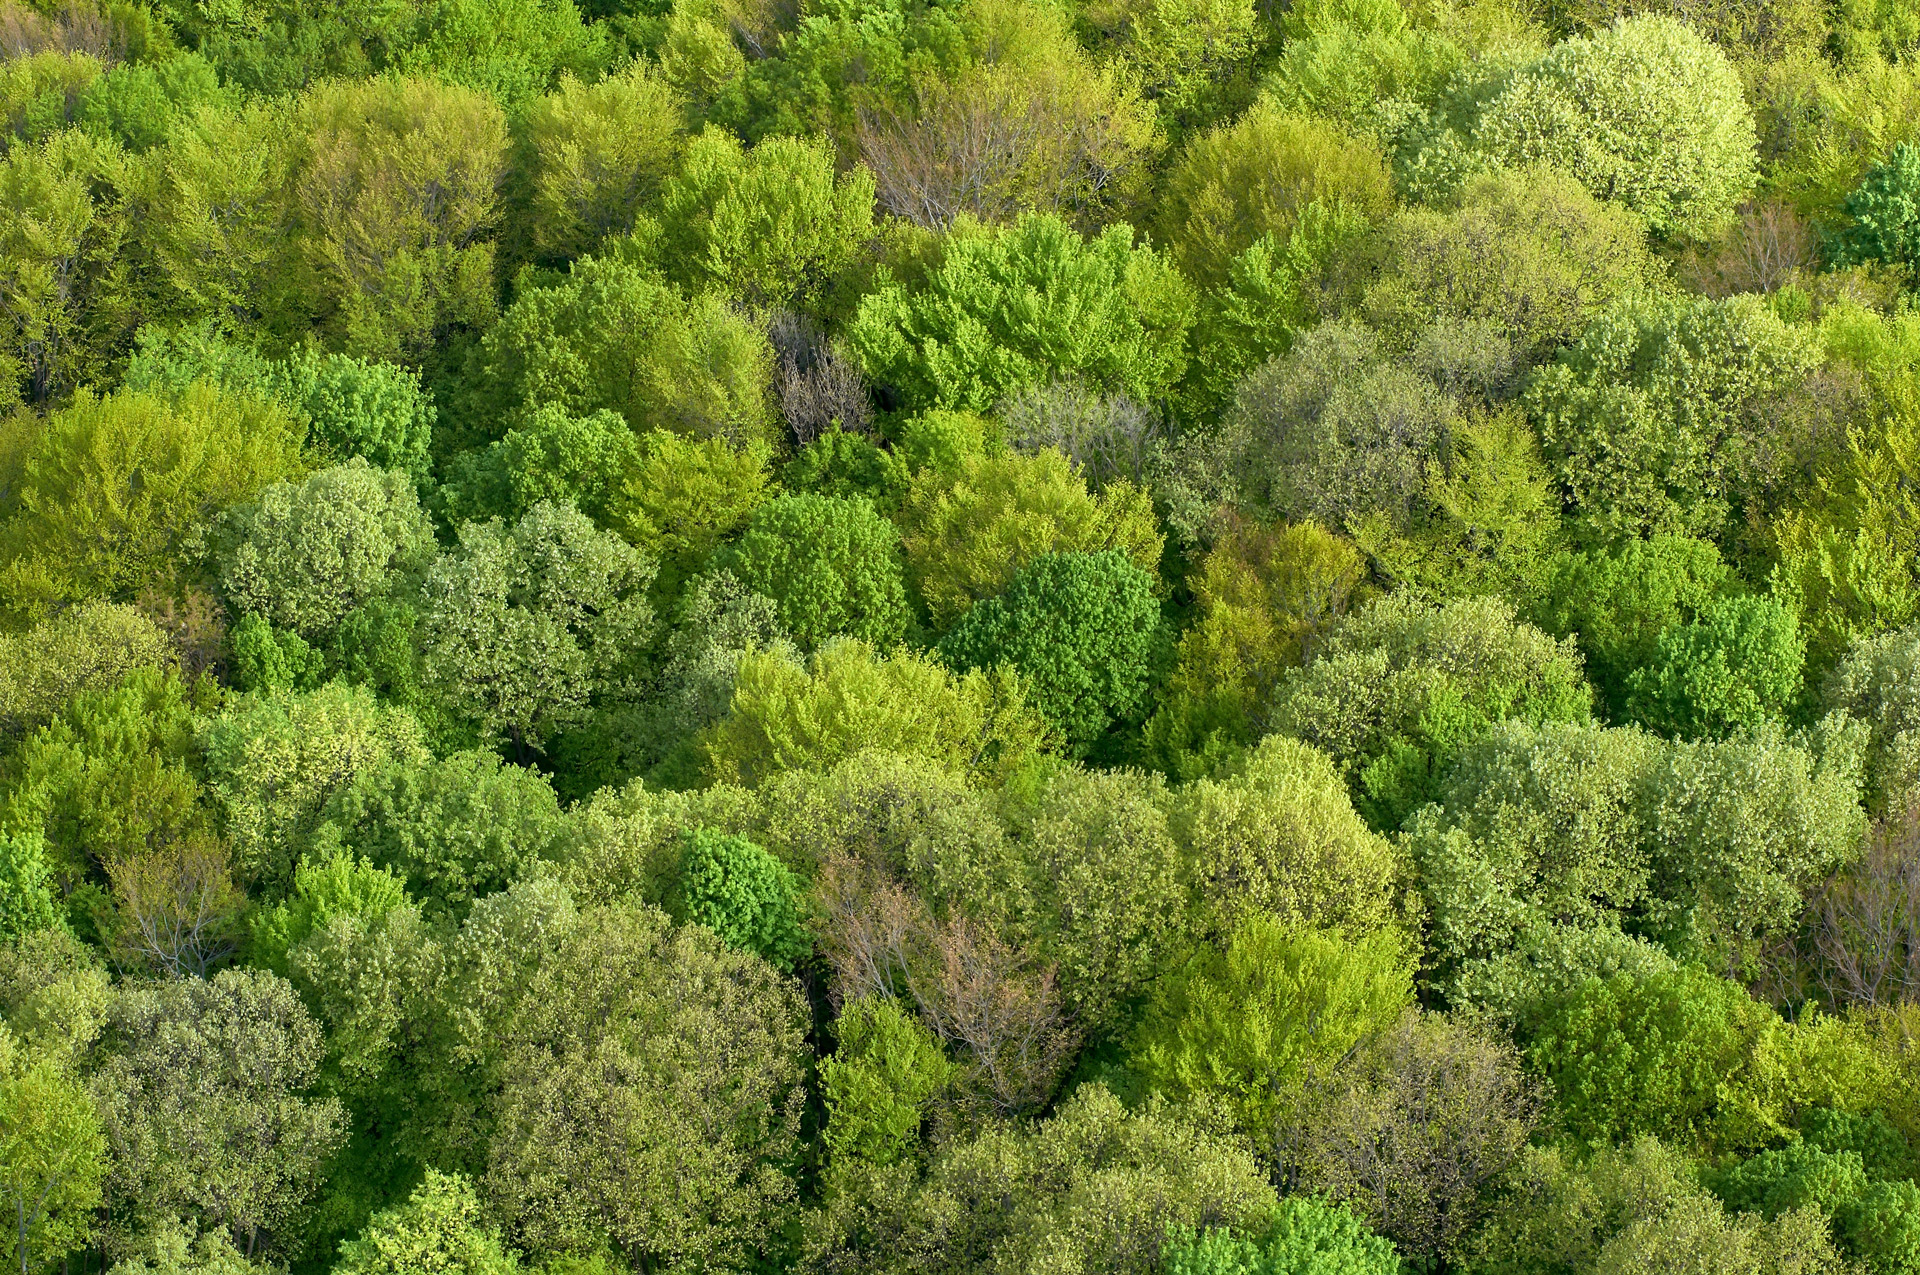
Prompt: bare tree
<box><xmin>769</xmin><ymin>311</ymin><xmax>872</xmax><ymax>445</ymax></box>
<box><xmin>814</xmin><ymin>853</ymin><xmax>924</xmax><ymax>1007</ymax></box>
<box><xmin>857</xmin><ymin>63</ymin><xmax>1154</xmax><ymax>234</ymax></box>
<box><xmin>0</xmin><ymin>0</ymin><xmax>126</xmax><ymax>62</ymax></box>
<box><xmin>999</xmin><ymin>381</ymin><xmax>1165</xmax><ymax>489</ymax></box>
<box><xmin>907</xmin><ymin>914</ymin><xmax>1078</xmax><ymax>1116</ymax></box>
<box><xmin>1680</xmin><ymin>200</ymin><xmax>1816</xmax><ymax>299</ymax></box>
<box><xmin>1809</xmin><ymin>813</ymin><xmax>1920</xmax><ymax>1008</ymax></box>
<box><xmin>107</xmin><ymin>838</ymin><xmax>246</xmax><ymax>979</ymax></box>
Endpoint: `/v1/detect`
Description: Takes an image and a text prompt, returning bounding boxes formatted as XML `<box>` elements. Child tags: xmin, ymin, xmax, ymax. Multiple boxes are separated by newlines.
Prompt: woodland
<box><xmin>6</xmin><ymin>0</ymin><xmax>1920</xmax><ymax>1269</ymax></box>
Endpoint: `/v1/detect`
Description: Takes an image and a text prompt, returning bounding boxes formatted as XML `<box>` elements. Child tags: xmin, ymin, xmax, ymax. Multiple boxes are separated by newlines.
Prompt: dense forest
<box><xmin>7</xmin><ymin>0</ymin><xmax>1920</xmax><ymax>1268</ymax></box>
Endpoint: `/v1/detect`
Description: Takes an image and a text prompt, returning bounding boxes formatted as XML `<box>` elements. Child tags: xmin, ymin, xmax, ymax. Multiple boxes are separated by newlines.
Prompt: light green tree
<box><xmin>0</xmin><ymin>385</ymin><xmax>307</xmax><ymax>621</ymax></box>
<box><xmin>654</xmin><ymin>129</ymin><xmax>875</xmax><ymax>306</ymax></box>
<box><xmin>849</xmin><ymin>213</ymin><xmax>1196</xmax><ymax>413</ymax></box>
<box><xmin>1473</xmin><ymin>15</ymin><xmax>1757</xmax><ymax>240</ymax></box>
<box><xmin>712</xmin><ymin>493</ymin><xmax>910</xmax><ymax>651</ymax></box>
<box><xmin>0</xmin><ymin>1032</ymin><xmax>106</xmax><ymax>1275</ymax></box>
<box><xmin>334</xmin><ymin>1169</ymin><xmax>518</xmax><ymax>1275</ymax></box>
<box><xmin>217</xmin><ymin>459</ymin><xmax>436</xmax><ymax>641</ymax></box>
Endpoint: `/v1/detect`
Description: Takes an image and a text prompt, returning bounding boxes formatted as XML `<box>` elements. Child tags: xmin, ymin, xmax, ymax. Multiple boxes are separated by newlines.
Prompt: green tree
<box><xmin>713</xmin><ymin>493</ymin><xmax>910</xmax><ymax>652</ymax></box>
<box><xmin>848</xmin><ymin>213</ymin><xmax>1196</xmax><ymax>413</ymax></box>
<box><xmin>1129</xmin><ymin>918</ymin><xmax>1413</xmax><ymax>1136</ymax></box>
<box><xmin>0</xmin><ymin>1033</ymin><xmax>106</xmax><ymax>1275</ymax></box>
<box><xmin>608</xmin><ymin>428</ymin><xmax>771</xmax><ymax>596</ymax></box>
<box><xmin>435</xmin><ymin>404</ymin><xmax>642</xmax><ymax>528</ymax></box>
<box><xmin>898</xmin><ymin>447</ymin><xmax>1163</xmax><ymax>631</ymax></box>
<box><xmin>290</xmin><ymin>76</ymin><xmax>509</xmax><ymax>363</ymax></box>
<box><xmin>91</xmin><ymin>968</ymin><xmax>347</xmax><ymax>1255</ymax></box>
<box><xmin>1822</xmin><ymin>625</ymin><xmax>1920</xmax><ymax>816</ymax></box>
<box><xmin>419</xmin><ymin>501</ymin><xmax>656</xmax><ymax>749</ymax></box>
<box><xmin>654</xmin><ymin>128</ymin><xmax>875</xmax><ymax>306</ymax></box>
<box><xmin>1525</xmin><ymin>964</ymin><xmax>1789</xmax><ymax>1155</ymax></box>
<box><xmin>808</xmin><ymin>1084</ymin><xmax>1276</xmax><ymax>1275</ymax></box>
<box><xmin>0</xmin><ymin>385</ymin><xmax>307</xmax><ymax>620</ymax></box>
<box><xmin>0</xmin><ymin>834</ymin><xmax>59</xmax><ymax>940</ymax></box>
<box><xmin>3</xmin><ymin>669</ymin><xmax>211</xmax><ymax>907</ymax></box>
<box><xmin>1279</xmin><ymin>1009</ymin><xmax>1543</xmax><ymax>1262</ymax></box>
<box><xmin>1269</xmin><ymin>592</ymin><xmax>1593</xmax><ymax>832</ymax></box>
<box><xmin>1473</xmin><ymin>15</ymin><xmax>1757</xmax><ymax>240</ymax></box>
<box><xmin>217</xmin><ymin>459</ymin><xmax>436</xmax><ymax>641</ymax></box>
<box><xmin>0</xmin><ymin>131</ymin><xmax>124</xmax><ymax>410</ymax></box>
<box><xmin>1164</xmin><ymin>1199</ymin><xmax>1401</xmax><ymax>1275</ymax></box>
<box><xmin>480</xmin><ymin>900</ymin><xmax>810</xmax><ymax>1271</ymax></box>
<box><xmin>1527</xmin><ymin>294</ymin><xmax>1821</xmax><ymax>546</ymax></box>
<box><xmin>1625</xmin><ymin>595</ymin><xmax>1807</xmax><ymax>738</ymax></box>
<box><xmin>478</xmin><ymin>250</ymin><xmax>776</xmax><ymax>447</ymax></box>
<box><xmin>271</xmin><ymin>348</ymin><xmax>437</xmax><ymax>482</ymax></box>
<box><xmin>936</xmin><ymin>549</ymin><xmax>1165</xmax><ymax>751</ymax></box>
<box><xmin>334</xmin><ymin>1170</ymin><xmax>518</xmax><ymax>1275</ymax></box>
<box><xmin>673</xmin><ymin>827</ymin><xmax>811</xmax><ymax>969</ymax></box>
<box><xmin>0</xmin><ymin>601</ymin><xmax>175</xmax><ymax>740</ymax></box>
<box><xmin>248</xmin><ymin>849</ymin><xmax>408</xmax><ymax>978</ymax></box>
<box><xmin>1360</xmin><ymin>165</ymin><xmax>1666</xmax><ymax>363</ymax></box>
<box><xmin>819</xmin><ymin>995</ymin><xmax>953</xmax><ymax>1167</ymax></box>
<box><xmin>1532</xmin><ymin>534</ymin><xmax>1730</xmax><ymax>720</ymax></box>
<box><xmin>1829</xmin><ymin>142</ymin><xmax>1920</xmax><ymax>273</ymax></box>
<box><xmin>198</xmin><ymin>681</ymin><xmax>431</xmax><ymax>896</ymax></box>
<box><xmin>313</xmin><ymin>750</ymin><xmax>573</xmax><ymax>922</ymax></box>
<box><xmin>394</xmin><ymin>0</ymin><xmax>609</xmax><ymax>108</ymax></box>
<box><xmin>1177</xmin><ymin>733</ymin><xmax>1403</xmax><ymax>939</ymax></box>
<box><xmin>512</xmin><ymin>61</ymin><xmax>689</xmax><ymax>265</ymax></box>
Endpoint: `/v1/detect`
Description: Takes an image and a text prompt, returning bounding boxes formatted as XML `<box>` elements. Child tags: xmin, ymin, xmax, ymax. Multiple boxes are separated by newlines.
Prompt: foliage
<box><xmin>477</xmin><ymin>897</ymin><xmax>810</xmax><ymax>1272</ymax></box>
<box><xmin>655</xmin><ymin>128</ymin><xmax>875</xmax><ymax>306</ymax></box>
<box><xmin>513</xmin><ymin>61</ymin><xmax>688</xmax><ymax>265</ymax></box>
<box><xmin>1269</xmin><ymin>592</ymin><xmax>1592</xmax><ymax>831</ymax></box>
<box><xmin>313</xmin><ymin>749</ymin><xmax>572</xmax><ymax>921</ymax></box>
<box><xmin>0</xmin><ymin>832</ymin><xmax>59</xmax><ymax>939</ymax></box>
<box><xmin>1157</xmin><ymin>104</ymin><xmax>1391</xmax><ymax>292</ymax></box>
<box><xmin>0</xmin><ymin>600</ymin><xmax>175</xmax><ymax>739</ymax></box>
<box><xmin>1163</xmin><ymin>1198</ymin><xmax>1401</xmax><ymax>1275</ymax></box>
<box><xmin>819</xmin><ymin>994</ymin><xmax>953</xmax><ymax>1166</ymax></box>
<box><xmin>810</xmin><ymin>1084</ymin><xmax>1277</xmax><ymax>1275</ymax></box>
<box><xmin>334</xmin><ymin>1169</ymin><xmax>519</xmax><ymax>1275</ymax></box>
<box><xmin>1176</xmin><ymin>732</ymin><xmax>1403</xmax><ymax>940</ymax></box>
<box><xmin>217</xmin><ymin>459</ymin><xmax>436</xmax><ymax>640</ymax></box>
<box><xmin>1829</xmin><ymin>143</ymin><xmax>1920</xmax><ymax>273</ymax></box>
<box><xmin>703</xmin><ymin>640</ymin><xmax>1051</xmax><ymax>787</ymax></box>
<box><xmin>1823</xmin><ymin>625</ymin><xmax>1920</xmax><ymax>816</ymax></box>
<box><xmin>91</xmin><ymin>967</ymin><xmax>347</xmax><ymax>1253</ymax></box>
<box><xmin>899</xmin><ymin>446</ymin><xmax>1163</xmax><ymax>631</ymax></box>
<box><xmin>848</xmin><ymin>213</ymin><xmax>1196</xmax><ymax>413</ymax></box>
<box><xmin>198</xmin><ymin>681</ymin><xmax>431</xmax><ymax>897</ymax></box>
<box><xmin>479</xmin><ymin>250</ymin><xmax>776</xmax><ymax>448</ymax></box>
<box><xmin>1533</xmin><ymin>534</ymin><xmax>1730</xmax><ymax>720</ymax></box>
<box><xmin>935</xmin><ymin>549</ymin><xmax>1165</xmax><ymax>750</ymax></box>
<box><xmin>712</xmin><ymin>493</ymin><xmax>911</xmax><ymax>651</ymax></box>
<box><xmin>0</xmin><ymin>1030</ymin><xmax>106</xmax><ymax>1275</ymax></box>
<box><xmin>1527</xmin><ymin>293</ymin><xmax>1821</xmax><ymax>547</ymax></box>
<box><xmin>1624</xmin><ymin>595</ymin><xmax>1807</xmax><ymax>738</ymax></box>
<box><xmin>1280</xmin><ymin>1009</ymin><xmax>1542</xmax><ymax>1262</ymax></box>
